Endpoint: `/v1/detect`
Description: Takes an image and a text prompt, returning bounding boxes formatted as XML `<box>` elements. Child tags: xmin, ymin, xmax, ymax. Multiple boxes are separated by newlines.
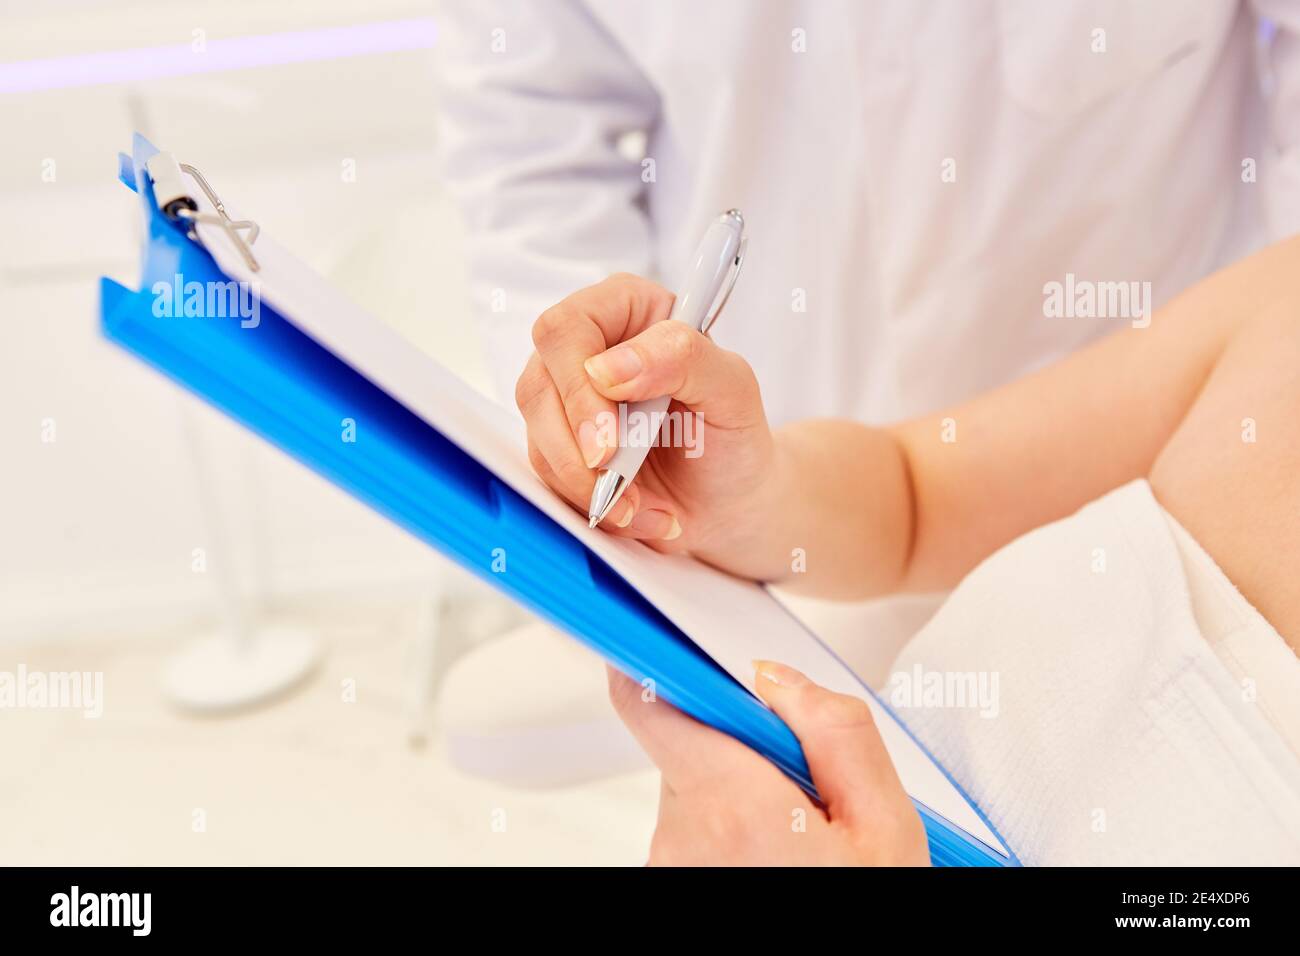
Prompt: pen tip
<box><xmin>588</xmin><ymin>515</ymin><xmax>599</xmax><ymax>529</ymax></box>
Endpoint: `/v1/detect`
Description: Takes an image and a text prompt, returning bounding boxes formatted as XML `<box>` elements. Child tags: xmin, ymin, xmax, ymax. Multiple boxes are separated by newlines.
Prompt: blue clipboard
<box><xmin>101</xmin><ymin>134</ymin><xmax>1017</xmax><ymax>867</ymax></box>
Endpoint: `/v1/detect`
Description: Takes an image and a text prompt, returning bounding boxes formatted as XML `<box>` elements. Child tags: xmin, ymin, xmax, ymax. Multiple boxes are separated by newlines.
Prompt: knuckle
<box><xmin>526</xmin><ymin>444</ymin><xmax>549</xmax><ymax>477</ymax></box>
<box><xmin>657</xmin><ymin>321</ymin><xmax>701</xmax><ymax>363</ymax></box>
<box><xmin>557</xmin><ymin>370</ymin><xmax>592</xmax><ymax>412</ymax></box>
<box><xmin>554</xmin><ymin>455</ymin><xmax>592</xmax><ymax>488</ymax></box>
<box><xmin>531</xmin><ymin>306</ymin><xmax>571</xmax><ymax>351</ymax></box>
<box><xmin>609</xmin><ymin>273</ymin><xmax>675</xmax><ymax>312</ymax></box>
<box><xmin>513</xmin><ymin>362</ymin><xmax>548</xmax><ymax>415</ymax></box>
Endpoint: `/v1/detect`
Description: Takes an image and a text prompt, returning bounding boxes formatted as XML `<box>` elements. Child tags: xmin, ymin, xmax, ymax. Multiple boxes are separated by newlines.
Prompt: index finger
<box><xmin>532</xmin><ymin>275</ymin><xmax>675</xmax><ymax>468</ymax></box>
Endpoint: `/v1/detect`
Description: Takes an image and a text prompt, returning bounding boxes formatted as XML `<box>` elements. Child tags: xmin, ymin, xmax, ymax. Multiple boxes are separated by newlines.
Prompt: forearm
<box><xmin>751</xmin><ymin>421</ymin><xmax>915</xmax><ymax>600</ymax></box>
<box><xmin>890</xmin><ymin>237</ymin><xmax>1300</xmax><ymax>591</ymax></box>
<box><xmin>744</xmin><ymin>325</ymin><xmax>1214</xmax><ymax>602</ymax></box>
<box><xmin>747</xmin><ymin>237</ymin><xmax>1300</xmax><ymax>599</ymax></box>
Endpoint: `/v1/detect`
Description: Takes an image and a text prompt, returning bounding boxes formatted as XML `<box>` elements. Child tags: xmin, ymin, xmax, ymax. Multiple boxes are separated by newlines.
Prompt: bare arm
<box><xmin>764</xmin><ymin>237</ymin><xmax>1300</xmax><ymax>598</ymax></box>
<box><xmin>517</xmin><ymin>240</ymin><xmax>1300</xmax><ymax>603</ymax></box>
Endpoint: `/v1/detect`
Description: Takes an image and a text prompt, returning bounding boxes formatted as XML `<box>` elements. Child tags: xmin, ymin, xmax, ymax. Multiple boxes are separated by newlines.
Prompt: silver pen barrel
<box><xmin>587</xmin><ymin>469</ymin><xmax>630</xmax><ymax>528</ymax></box>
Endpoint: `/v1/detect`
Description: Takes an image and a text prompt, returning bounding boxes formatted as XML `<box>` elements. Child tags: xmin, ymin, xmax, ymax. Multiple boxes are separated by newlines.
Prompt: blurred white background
<box><xmin>1</xmin><ymin>0</ymin><xmax>486</xmax><ymax>637</ymax></box>
<box><xmin>0</xmin><ymin>0</ymin><xmax>664</xmax><ymax>865</ymax></box>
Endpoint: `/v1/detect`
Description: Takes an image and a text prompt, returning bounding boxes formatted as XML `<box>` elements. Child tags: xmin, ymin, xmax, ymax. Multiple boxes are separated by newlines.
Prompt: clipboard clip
<box><xmin>145</xmin><ymin>151</ymin><xmax>260</xmax><ymax>272</ymax></box>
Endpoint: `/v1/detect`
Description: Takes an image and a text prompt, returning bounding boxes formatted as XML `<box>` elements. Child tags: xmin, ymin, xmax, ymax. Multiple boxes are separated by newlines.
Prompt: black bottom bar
<box><xmin>1</xmin><ymin>866</ymin><xmax>1291</xmax><ymax>941</ymax></box>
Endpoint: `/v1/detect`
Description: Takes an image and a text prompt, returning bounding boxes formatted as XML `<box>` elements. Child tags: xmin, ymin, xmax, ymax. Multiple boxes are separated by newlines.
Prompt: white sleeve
<box><xmin>433</xmin><ymin>0</ymin><xmax>660</xmax><ymax>403</ymax></box>
<box><xmin>1252</xmin><ymin>0</ymin><xmax>1300</xmax><ymax>239</ymax></box>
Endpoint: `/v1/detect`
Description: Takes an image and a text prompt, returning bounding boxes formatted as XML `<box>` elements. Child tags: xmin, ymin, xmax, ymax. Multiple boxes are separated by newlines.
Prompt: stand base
<box><xmin>162</xmin><ymin>625</ymin><xmax>321</xmax><ymax>713</ymax></box>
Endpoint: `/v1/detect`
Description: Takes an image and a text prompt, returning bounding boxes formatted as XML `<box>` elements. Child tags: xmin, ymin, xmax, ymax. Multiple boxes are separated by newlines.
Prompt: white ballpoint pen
<box><xmin>587</xmin><ymin>209</ymin><xmax>747</xmax><ymax>528</ymax></box>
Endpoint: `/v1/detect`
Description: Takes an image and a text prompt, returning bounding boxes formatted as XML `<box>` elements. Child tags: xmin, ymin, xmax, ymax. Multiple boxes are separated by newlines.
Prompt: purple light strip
<box><xmin>0</xmin><ymin>18</ymin><xmax>437</xmax><ymax>94</ymax></box>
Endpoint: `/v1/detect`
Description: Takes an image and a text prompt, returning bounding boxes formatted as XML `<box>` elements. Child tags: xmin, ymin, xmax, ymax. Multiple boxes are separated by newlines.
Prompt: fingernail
<box><xmin>629</xmin><ymin>508</ymin><xmax>677</xmax><ymax>538</ymax></box>
<box><xmin>578</xmin><ymin>420</ymin><xmax>605</xmax><ymax>469</ymax></box>
<box><xmin>753</xmin><ymin>660</ymin><xmax>806</xmax><ymax>689</ymax></box>
<box><xmin>613</xmin><ymin>498</ymin><xmax>635</xmax><ymax>528</ymax></box>
<box><xmin>585</xmin><ymin>346</ymin><xmax>643</xmax><ymax>388</ymax></box>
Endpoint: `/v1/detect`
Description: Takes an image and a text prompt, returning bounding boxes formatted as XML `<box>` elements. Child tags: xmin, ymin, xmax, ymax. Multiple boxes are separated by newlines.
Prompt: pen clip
<box><xmin>701</xmin><ymin>236</ymin><xmax>746</xmax><ymax>335</ymax></box>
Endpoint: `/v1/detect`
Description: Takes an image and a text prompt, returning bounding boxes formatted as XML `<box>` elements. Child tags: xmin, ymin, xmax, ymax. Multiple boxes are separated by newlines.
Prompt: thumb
<box><xmin>582</xmin><ymin>320</ymin><xmax>765</xmax><ymax>430</ymax></box>
<box><xmin>752</xmin><ymin>660</ymin><xmax>914</xmax><ymax>837</ymax></box>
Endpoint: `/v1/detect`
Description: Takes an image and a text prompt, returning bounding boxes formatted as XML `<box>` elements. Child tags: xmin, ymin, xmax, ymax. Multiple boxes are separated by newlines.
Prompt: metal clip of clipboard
<box><xmin>144</xmin><ymin>151</ymin><xmax>261</xmax><ymax>272</ymax></box>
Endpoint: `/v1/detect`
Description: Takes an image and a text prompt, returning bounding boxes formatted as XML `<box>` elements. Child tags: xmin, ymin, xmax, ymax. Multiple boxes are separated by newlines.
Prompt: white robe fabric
<box><xmin>435</xmin><ymin>0</ymin><xmax>1300</xmax><ymax>421</ymax></box>
<box><xmin>890</xmin><ymin>479</ymin><xmax>1300</xmax><ymax>865</ymax></box>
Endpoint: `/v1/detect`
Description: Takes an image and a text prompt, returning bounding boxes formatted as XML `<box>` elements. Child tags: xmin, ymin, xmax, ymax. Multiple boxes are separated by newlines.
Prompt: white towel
<box><xmin>888</xmin><ymin>479</ymin><xmax>1300</xmax><ymax>865</ymax></box>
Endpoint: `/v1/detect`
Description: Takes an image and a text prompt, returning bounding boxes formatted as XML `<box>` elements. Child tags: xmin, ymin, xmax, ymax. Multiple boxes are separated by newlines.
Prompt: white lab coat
<box><xmin>434</xmin><ymin>0</ymin><xmax>1300</xmax><ymax>425</ymax></box>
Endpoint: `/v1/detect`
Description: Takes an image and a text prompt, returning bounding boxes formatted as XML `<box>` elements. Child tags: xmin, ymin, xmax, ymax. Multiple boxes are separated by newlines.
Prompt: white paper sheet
<box><xmin>190</xmin><ymin>179</ymin><xmax>1005</xmax><ymax>855</ymax></box>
